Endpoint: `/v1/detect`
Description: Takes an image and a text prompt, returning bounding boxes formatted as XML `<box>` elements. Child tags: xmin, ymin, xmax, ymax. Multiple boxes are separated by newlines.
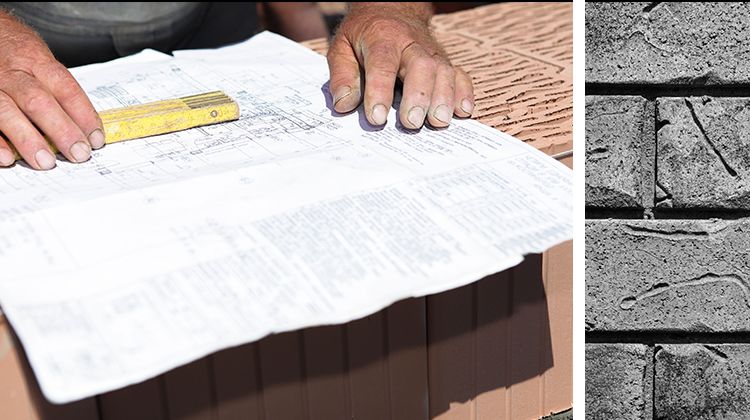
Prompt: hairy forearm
<box><xmin>348</xmin><ymin>2</ymin><xmax>433</xmax><ymax>25</ymax></box>
<box><xmin>0</xmin><ymin>10</ymin><xmax>42</xmax><ymax>65</ymax></box>
<box><xmin>0</xmin><ymin>9</ymin><xmax>17</xmax><ymax>28</ymax></box>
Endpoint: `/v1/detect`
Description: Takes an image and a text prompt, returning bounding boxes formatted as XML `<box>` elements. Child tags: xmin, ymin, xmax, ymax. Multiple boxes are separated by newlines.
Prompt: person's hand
<box><xmin>0</xmin><ymin>12</ymin><xmax>103</xmax><ymax>170</ymax></box>
<box><xmin>327</xmin><ymin>2</ymin><xmax>474</xmax><ymax>129</ymax></box>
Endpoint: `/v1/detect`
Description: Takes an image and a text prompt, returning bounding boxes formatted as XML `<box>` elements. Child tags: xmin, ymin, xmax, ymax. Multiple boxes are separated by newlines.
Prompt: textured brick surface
<box><xmin>586</xmin><ymin>219</ymin><xmax>750</xmax><ymax>332</ymax></box>
<box><xmin>657</xmin><ymin>97</ymin><xmax>750</xmax><ymax>209</ymax></box>
<box><xmin>587</xmin><ymin>3</ymin><xmax>750</xmax><ymax>416</ymax></box>
<box><xmin>586</xmin><ymin>2</ymin><xmax>750</xmax><ymax>84</ymax></box>
<box><xmin>655</xmin><ymin>344</ymin><xmax>750</xmax><ymax>419</ymax></box>
<box><xmin>585</xmin><ymin>96</ymin><xmax>653</xmax><ymax>208</ymax></box>
<box><xmin>586</xmin><ymin>344</ymin><xmax>649</xmax><ymax>420</ymax></box>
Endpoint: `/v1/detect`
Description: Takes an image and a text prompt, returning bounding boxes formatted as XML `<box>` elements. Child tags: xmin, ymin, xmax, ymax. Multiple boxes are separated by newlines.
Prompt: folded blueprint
<box><xmin>0</xmin><ymin>32</ymin><xmax>572</xmax><ymax>403</ymax></box>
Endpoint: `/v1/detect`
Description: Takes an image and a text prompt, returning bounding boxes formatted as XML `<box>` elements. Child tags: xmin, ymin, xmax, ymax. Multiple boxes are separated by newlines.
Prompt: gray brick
<box><xmin>586</xmin><ymin>219</ymin><xmax>750</xmax><ymax>332</ymax></box>
<box><xmin>586</xmin><ymin>3</ymin><xmax>750</xmax><ymax>84</ymax></box>
<box><xmin>586</xmin><ymin>343</ymin><xmax>649</xmax><ymax>420</ymax></box>
<box><xmin>657</xmin><ymin>97</ymin><xmax>750</xmax><ymax>209</ymax></box>
<box><xmin>655</xmin><ymin>344</ymin><xmax>750</xmax><ymax>419</ymax></box>
<box><xmin>585</xmin><ymin>96</ymin><xmax>653</xmax><ymax>208</ymax></box>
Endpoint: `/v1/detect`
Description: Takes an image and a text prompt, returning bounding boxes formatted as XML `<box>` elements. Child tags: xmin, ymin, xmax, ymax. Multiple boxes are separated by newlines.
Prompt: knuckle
<box><xmin>52</xmin><ymin>65</ymin><xmax>79</xmax><ymax>91</ymax></box>
<box><xmin>18</xmin><ymin>136</ymin><xmax>40</xmax><ymax>149</ymax></box>
<box><xmin>367</xmin><ymin>42</ymin><xmax>399</xmax><ymax>62</ymax></box>
<box><xmin>329</xmin><ymin>74</ymin><xmax>351</xmax><ymax>87</ymax></box>
<box><xmin>44</xmin><ymin>61</ymin><xmax>70</xmax><ymax>79</ymax></box>
<box><xmin>441</xmin><ymin>64</ymin><xmax>456</xmax><ymax>79</ymax></box>
<box><xmin>331</xmin><ymin>79</ymin><xmax>359</xmax><ymax>95</ymax></box>
<box><xmin>1</xmin><ymin>68</ymin><xmax>32</xmax><ymax>86</ymax></box>
<box><xmin>412</xmin><ymin>56</ymin><xmax>438</xmax><ymax>73</ymax></box>
<box><xmin>326</xmin><ymin>37</ymin><xmax>349</xmax><ymax>61</ymax></box>
<box><xmin>23</xmin><ymin>90</ymin><xmax>54</xmax><ymax>114</ymax></box>
<box><xmin>0</xmin><ymin>92</ymin><xmax>14</xmax><ymax>114</ymax></box>
<box><xmin>369</xmin><ymin>64</ymin><xmax>398</xmax><ymax>80</ymax></box>
<box><xmin>457</xmin><ymin>68</ymin><xmax>473</xmax><ymax>84</ymax></box>
<box><xmin>366</xmin><ymin>17</ymin><xmax>410</xmax><ymax>37</ymax></box>
<box><xmin>462</xmin><ymin>81</ymin><xmax>475</xmax><ymax>96</ymax></box>
<box><xmin>434</xmin><ymin>98</ymin><xmax>454</xmax><ymax>110</ymax></box>
<box><xmin>46</xmin><ymin>63</ymin><xmax>87</xmax><ymax>104</ymax></box>
<box><xmin>59</xmin><ymin>127</ymin><xmax>83</xmax><ymax>144</ymax></box>
<box><xmin>432</xmin><ymin>52</ymin><xmax>451</xmax><ymax>65</ymax></box>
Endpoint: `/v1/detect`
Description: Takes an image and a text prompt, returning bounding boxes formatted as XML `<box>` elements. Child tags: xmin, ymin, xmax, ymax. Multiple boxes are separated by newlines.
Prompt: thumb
<box><xmin>326</xmin><ymin>35</ymin><xmax>362</xmax><ymax>113</ymax></box>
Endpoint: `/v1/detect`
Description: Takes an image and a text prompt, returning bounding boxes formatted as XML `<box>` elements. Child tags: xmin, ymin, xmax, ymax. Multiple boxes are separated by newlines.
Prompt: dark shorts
<box><xmin>1</xmin><ymin>2</ymin><xmax>260</xmax><ymax>67</ymax></box>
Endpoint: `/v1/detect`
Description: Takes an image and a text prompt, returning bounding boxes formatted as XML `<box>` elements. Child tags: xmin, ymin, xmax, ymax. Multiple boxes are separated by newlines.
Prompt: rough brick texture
<box><xmin>585</xmin><ymin>96</ymin><xmax>654</xmax><ymax>208</ymax></box>
<box><xmin>586</xmin><ymin>344</ymin><xmax>649</xmax><ymax>420</ymax></box>
<box><xmin>655</xmin><ymin>344</ymin><xmax>750</xmax><ymax>419</ymax></box>
<box><xmin>586</xmin><ymin>3</ymin><xmax>750</xmax><ymax>84</ymax></box>
<box><xmin>586</xmin><ymin>219</ymin><xmax>750</xmax><ymax>332</ymax></box>
<box><xmin>587</xmin><ymin>2</ymin><xmax>750</xmax><ymax>417</ymax></box>
<box><xmin>657</xmin><ymin>97</ymin><xmax>750</xmax><ymax>209</ymax></box>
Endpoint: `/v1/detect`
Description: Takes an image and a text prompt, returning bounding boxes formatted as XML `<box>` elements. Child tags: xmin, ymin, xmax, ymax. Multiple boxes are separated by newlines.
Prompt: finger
<box><xmin>398</xmin><ymin>45</ymin><xmax>437</xmax><ymax>129</ymax></box>
<box><xmin>327</xmin><ymin>36</ymin><xmax>363</xmax><ymax>114</ymax></box>
<box><xmin>426</xmin><ymin>62</ymin><xmax>456</xmax><ymax>128</ymax></box>
<box><xmin>0</xmin><ymin>133</ymin><xmax>16</xmax><ymax>168</ymax></box>
<box><xmin>362</xmin><ymin>42</ymin><xmax>401</xmax><ymax>126</ymax></box>
<box><xmin>0</xmin><ymin>91</ymin><xmax>56</xmax><ymax>170</ymax></box>
<box><xmin>453</xmin><ymin>68</ymin><xmax>475</xmax><ymax>118</ymax></box>
<box><xmin>3</xmin><ymin>70</ymin><xmax>91</xmax><ymax>164</ymax></box>
<box><xmin>36</xmin><ymin>62</ymin><xmax>104</xmax><ymax>149</ymax></box>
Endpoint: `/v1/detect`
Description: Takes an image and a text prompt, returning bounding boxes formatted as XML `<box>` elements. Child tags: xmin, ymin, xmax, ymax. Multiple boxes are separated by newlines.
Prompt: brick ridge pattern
<box><xmin>586</xmin><ymin>3</ymin><xmax>750</xmax><ymax>419</ymax></box>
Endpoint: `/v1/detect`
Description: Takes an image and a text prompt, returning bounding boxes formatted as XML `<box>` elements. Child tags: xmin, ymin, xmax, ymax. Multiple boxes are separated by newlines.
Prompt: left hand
<box><xmin>327</xmin><ymin>2</ymin><xmax>474</xmax><ymax>129</ymax></box>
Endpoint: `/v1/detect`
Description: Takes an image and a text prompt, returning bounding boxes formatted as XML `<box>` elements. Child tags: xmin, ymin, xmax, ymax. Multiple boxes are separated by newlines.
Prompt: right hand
<box><xmin>327</xmin><ymin>3</ymin><xmax>474</xmax><ymax>129</ymax></box>
<box><xmin>0</xmin><ymin>12</ymin><xmax>103</xmax><ymax>170</ymax></box>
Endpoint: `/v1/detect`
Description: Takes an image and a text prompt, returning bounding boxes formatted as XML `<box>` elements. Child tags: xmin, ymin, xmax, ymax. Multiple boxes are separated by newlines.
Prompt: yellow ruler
<box><xmin>10</xmin><ymin>90</ymin><xmax>240</xmax><ymax>161</ymax></box>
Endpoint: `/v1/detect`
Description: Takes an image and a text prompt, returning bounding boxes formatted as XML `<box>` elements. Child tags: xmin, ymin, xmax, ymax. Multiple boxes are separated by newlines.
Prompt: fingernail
<box><xmin>461</xmin><ymin>98</ymin><xmax>474</xmax><ymax>115</ymax></box>
<box><xmin>69</xmin><ymin>141</ymin><xmax>91</xmax><ymax>163</ymax></box>
<box><xmin>371</xmin><ymin>104</ymin><xmax>388</xmax><ymax>125</ymax></box>
<box><xmin>434</xmin><ymin>104</ymin><xmax>452</xmax><ymax>124</ymax></box>
<box><xmin>333</xmin><ymin>86</ymin><xmax>352</xmax><ymax>106</ymax></box>
<box><xmin>35</xmin><ymin>149</ymin><xmax>56</xmax><ymax>170</ymax></box>
<box><xmin>0</xmin><ymin>149</ymin><xmax>14</xmax><ymax>167</ymax></box>
<box><xmin>88</xmin><ymin>129</ymin><xmax>105</xmax><ymax>149</ymax></box>
<box><xmin>408</xmin><ymin>106</ymin><xmax>426</xmax><ymax>128</ymax></box>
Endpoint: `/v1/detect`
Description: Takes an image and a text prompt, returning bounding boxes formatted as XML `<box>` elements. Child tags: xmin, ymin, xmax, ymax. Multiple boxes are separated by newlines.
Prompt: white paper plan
<box><xmin>0</xmin><ymin>32</ymin><xmax>572</xmax><ymax>403</ymax></box>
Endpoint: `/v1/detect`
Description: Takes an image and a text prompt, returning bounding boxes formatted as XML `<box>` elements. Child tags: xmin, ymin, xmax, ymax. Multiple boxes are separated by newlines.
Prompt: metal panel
<box><xmin>98</xmin><ymin>378</ymin><xmax>167</xmax><ymax>420</ymax></box>
<box><xmin>257</xmin><ymin>332</ymin><xmax>308</xmax><ymax>419</ymax></box>
<box><xmin>346</xmin><ymin>312</ymin><xmax>391</xmax><ymax>420</ymax></box>
<box><xmin>163</xmin><ymin>357</ymin><xmax>216</xmax><ymax>420</ymax></box>
<box><xmin>302</xmin><ymin>326</ymin><xmax>349</xmax><ymax>420</ymax></box>
<box><xmin>212</xmin><ymin>343</ymin><xmax>264</xmax><ymax>420</ymax></box>
<box><xmin>386</xmin><ymin>299</ymin><xmax>429</xmax><ymax>420</ymax></box>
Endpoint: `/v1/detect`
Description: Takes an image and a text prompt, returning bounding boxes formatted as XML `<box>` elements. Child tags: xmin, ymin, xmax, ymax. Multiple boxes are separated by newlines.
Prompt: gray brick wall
<box><xmin>655</xmin><ymin>345</ymin><xmax>750</xmax><ymax>419</ymax></box>
<box><xmin>586</xmin><ymin>3</ymin><xmax>750</xmax><ymax>84</ymax></box>
<box><xmin>585</xmin><ymin>96</ymin><xmax>654</xmax><ymax>208</ymax></box>
<box><xmin>586</xmin><ymin>344</ymin><xmax>651</xmax><ymax>419</ymax></box>
<box><xmin>586</xmin><ymin>219</ymin><xmax>750</xmax><ymax>332</ymax></box>
<box><xmin>586</xmin><ymin>3</ymin><xmax>750</xmax><ymax>419</ymax></box>
<box><xmin>658</xmin><ymin>97</ymin><xmax>750</xmax><ymax>208</ymax></box>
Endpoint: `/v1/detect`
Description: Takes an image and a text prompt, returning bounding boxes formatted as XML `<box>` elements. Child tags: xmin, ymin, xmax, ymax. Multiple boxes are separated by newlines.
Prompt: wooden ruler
<box><xmin>10</xmin><ymin>90</ymin><xmax>240</xmax><ymax>161</ymax></box>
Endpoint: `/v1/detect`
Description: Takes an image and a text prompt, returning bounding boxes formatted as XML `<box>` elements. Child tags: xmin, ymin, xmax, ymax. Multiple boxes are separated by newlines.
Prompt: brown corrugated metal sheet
<box><xmin>425</xmin><ymin>245</ymin><xmax>573</xmax><ymax>420</ymax></box>
<box><xmin>0</xmin><ymin>242</ymin><xmax>571</xmax><ymax>420</ymax></box>
<box><xmin>0</xmin><ymin>3</ymin><xmax>572</xmax><ymax>419</ymax></box>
